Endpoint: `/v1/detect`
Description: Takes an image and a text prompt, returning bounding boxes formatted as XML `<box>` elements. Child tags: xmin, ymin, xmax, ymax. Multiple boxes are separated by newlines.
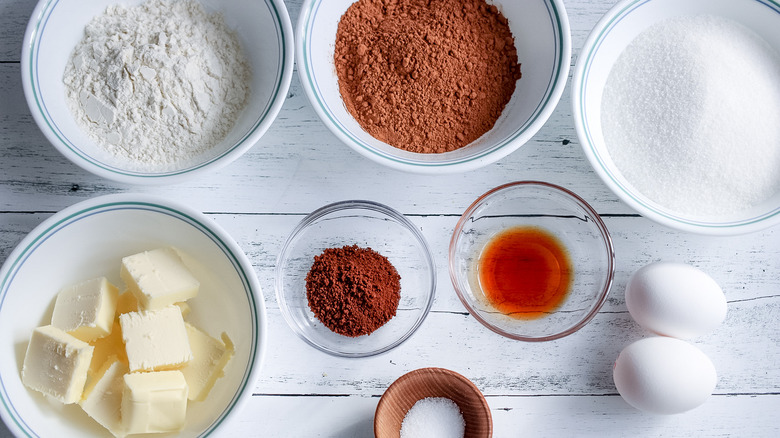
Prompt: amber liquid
<box><xmin>477</xmin><ymin>226</ymin><xmax>572</xmax><ymax>319</ymax></box>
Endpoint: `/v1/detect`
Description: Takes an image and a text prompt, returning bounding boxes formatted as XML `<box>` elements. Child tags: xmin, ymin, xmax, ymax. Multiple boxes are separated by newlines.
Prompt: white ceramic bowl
<box><xmin>22</xmin><ymin>0</ymin><xmax>294</xmax><ymax>184</ymax></box>
<box><xmin>572</xmin><ymin>0</ymin><xmax>780</xmax><ymax>235</ymax></box>
<box><xmin>0</xmin><ymin>194</ymin><xmax>266</xmax><ymax>437</ymax></box>
<box><xmin>297</xmin><ymin>0</ymin><xmax>571</xmax><ymax>173</ymax></box>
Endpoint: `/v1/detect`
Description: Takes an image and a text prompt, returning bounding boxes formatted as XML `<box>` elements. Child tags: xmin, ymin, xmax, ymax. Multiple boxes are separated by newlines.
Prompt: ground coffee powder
<box><xmin>334</xmin><ymin>0</ymin><xmax>521</xmax><ymax>153</ymax></box>
<box><xmin>305</xmin><ymin>245</ymin><xmax>401</xmax><ymax>337</ymax></box>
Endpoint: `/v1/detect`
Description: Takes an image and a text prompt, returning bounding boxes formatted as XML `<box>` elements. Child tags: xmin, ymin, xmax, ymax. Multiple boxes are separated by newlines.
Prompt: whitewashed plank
<box><xmin>208</xmin><ymin>214</ymin><xmax>780</xmax><ymax>308</ymax></box>
<box><xmin>253</xmin><ymin>301</ymin><xmax>779</xmax><ymax>396</ymax></box>
<box><xmin>2</xmin><ymin>214</ymin><xmax>777</xmax><ymax>397</ymax></box>
<box><xmin>150</xmin><ymin>394</ymin><xmax>780</xmax><ymax>437</ymax></box>
<box><xmin>2</xmin><ymin>214</ymin><xmax>778</xmax><ymax>312</ymax></box>
<box><xmin>2</xmin><ymin>393</ymin><xmax>775</xmax><ymax>438</ymax></box>
<box><xmin>0</xmin><ymin>62</ymin><xmax>626</xmax><ymax>215</ymax></box>
<box><xmin>0</xmin><ymin>0</ymin><xmax>34</xmax><ymax>62</ymax></box>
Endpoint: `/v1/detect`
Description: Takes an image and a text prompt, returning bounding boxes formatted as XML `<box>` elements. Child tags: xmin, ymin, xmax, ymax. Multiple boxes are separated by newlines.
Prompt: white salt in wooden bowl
<box><xmin>297</xmin><ymin>0</ymin><xmax>571</xmax><ymax>173</ymax></box>
<box><xmin>0</xmin><ymin>194</ymin><xmax>266</xmax><ymax>437</ymax></box>
<box><xmin>572</xmin><ymin>0</ymin><xmax>780</xmax><ymax>235</ymax></box>
<box><xmin>21</xmin><ymin>0</ymin><xmax>293</xmax><ymax>184</ymax></box>
<box><xmin>374</xmin><ymin>368</ymin><xmax>492</xmax><ymax>438</ymax></box>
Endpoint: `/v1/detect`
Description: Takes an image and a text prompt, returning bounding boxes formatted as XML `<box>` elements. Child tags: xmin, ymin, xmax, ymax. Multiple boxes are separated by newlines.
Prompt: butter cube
<box><xmin>22</xmin><ymin>325</ymin><xmax>94</xmax><ymax>404</ymax></box>
<box><xmin>122</xmin><ymin>371</ymin><xmax>188</xmax><ymax>434</ymax></box>
<box><xmin>120</xmin><ymin>306</ymin><xmax>193</xmax><ymax>372</ymax></box>
<box><xmin>51</xmin><ymin>277</ymin><xmax>119</xmax><ymax>341</ymax></box>
<box><xmin>181</xmin><ymin>323</ymin><xmax>234</xmax><ymax>401</ymax></box>
<box><xmin>120</xmin><ymin>248</ymin><xmax>199</xmax><ymax>310</ymax></box>
<box><xmin>175</xmin><ymin>301</ymin><xmax>191</xmax><ymax>319</ymax></box>
<box><xmin>88</xmin><ymin>321</ymin><xmax>127</xmax><ymax>378</ymax></box>
<box><xmin>80</xmin><ymin>357</ymin><xmax>128</xmax><ymax>438</ymax></box>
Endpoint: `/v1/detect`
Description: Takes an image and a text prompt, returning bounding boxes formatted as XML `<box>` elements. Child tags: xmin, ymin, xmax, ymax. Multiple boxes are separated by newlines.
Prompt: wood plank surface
<box><xmin>1</xmin><ymin>0</ymin><xmax>778</xmax><ymax>437</ymax></box>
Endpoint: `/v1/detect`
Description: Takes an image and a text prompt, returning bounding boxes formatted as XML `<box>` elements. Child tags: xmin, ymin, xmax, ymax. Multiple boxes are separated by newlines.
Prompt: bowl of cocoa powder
<box><xmin>274</xmin><ymin>200</ymin><xmax>436</xmax><ymax>357</ymax></box>
<box><xmin>297</xmin><ymin>0</ymin><xmax>571</xmax><ymax>173</ymax></box>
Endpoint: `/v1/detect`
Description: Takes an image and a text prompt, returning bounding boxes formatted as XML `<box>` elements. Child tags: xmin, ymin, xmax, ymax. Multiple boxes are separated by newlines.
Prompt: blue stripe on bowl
<box><xmin>29</xmin><ymin>0</ymin><xmax>287</xmax><ymax>178</ymax></box>
<box><xmin>0</xmin><ymin>201</ymin><xmax>259</xmax><ymax>437</ymax></box>
<box><xmin>577</xmin><ymin>0</ymin><xmax>780</xmax><ymax>229</ymax></box>
<box><xmin>301</xmin><ymin>0</ymin><xmax>567</xmax><ymax>167</ymax></box>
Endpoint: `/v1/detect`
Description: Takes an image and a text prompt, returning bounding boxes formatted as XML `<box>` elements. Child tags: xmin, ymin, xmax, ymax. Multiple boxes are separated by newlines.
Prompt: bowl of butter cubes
<box><xmin>0</xmin><ymin>193</ymin><xmax>266</xmax><ymax>437</ymax></box>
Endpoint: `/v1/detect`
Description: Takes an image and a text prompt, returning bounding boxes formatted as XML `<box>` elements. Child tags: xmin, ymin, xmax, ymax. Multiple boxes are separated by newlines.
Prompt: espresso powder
<box><xmin>334</xmin><ymin>0</ymin><xmax>521</xmax><ymax>153</ymax></box>
<box><xmin>305</xmin><ymin>245</ymin><xmax>401</xmax><ymax>337</ymax></box>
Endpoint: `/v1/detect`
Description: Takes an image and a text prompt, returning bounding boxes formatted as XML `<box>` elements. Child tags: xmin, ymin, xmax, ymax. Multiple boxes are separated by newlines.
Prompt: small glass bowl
<box><xmin>275</xmin><ymin>200</ymin><xmax>436</xmax><ymax>357</ymax></box>
<box><xmin>449</xmin><ymin>181</ymin><xmax>615</xmax><ymax>341</ymax></box>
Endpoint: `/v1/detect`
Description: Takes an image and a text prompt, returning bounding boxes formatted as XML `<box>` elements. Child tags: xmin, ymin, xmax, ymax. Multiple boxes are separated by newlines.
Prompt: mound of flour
<box><xmin>63</xmin><ymin>0</ymin><xmax>251</xmax><ymax>169</ymax></box>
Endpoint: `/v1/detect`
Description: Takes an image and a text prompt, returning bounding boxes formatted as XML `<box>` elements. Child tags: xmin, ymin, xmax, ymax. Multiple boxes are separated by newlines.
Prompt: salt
<box><xmin>400</xmin><ymin>397</ymin><xmax>465</xmax><ymax>438</ymax></box>
<box><xmin>601</xmin><ymin>15</ymin><xmax>780</xmax><ymax>216</ymax></box>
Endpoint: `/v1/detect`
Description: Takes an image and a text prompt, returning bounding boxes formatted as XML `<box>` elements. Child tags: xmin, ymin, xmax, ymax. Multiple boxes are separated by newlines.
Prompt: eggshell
<box><xmin>613</xmin><ymin>337</ymin><xmax>717</xmax><ymax>415</ymax></box>
<box><xmin>625</xmin><ymin>262</ymin><xmax>727</xmax><ymax>339</ymax></box>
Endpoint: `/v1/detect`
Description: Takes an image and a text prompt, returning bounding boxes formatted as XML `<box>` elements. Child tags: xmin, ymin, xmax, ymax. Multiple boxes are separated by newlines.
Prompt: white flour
<box><xmin>63</xmin><ymin>0</ymin><xmax>251</xmax><ymax>170</ymax></box>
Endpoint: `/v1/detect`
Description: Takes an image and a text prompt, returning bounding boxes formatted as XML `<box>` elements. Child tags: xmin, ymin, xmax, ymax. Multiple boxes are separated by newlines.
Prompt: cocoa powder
<box><xmin>334</xmin><ymin>0</ymin><xmax>522</xmax><ymax>153</ymax></box>
<box><xmin>305</xmin><ymin>245</ymin><xmax>401</xmax><ymax>337</ymax></box>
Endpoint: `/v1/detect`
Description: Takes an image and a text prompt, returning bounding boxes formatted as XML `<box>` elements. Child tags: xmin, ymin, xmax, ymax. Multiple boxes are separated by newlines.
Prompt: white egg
<box><xmin>613</xmin><ymin>337</ymin><xmax>717</xmax><ymax>414</ymax></box>
<box><xmin>625</xmin><ymin>262</ymin><xmax>727</xmax><ymax>339</ymax></box>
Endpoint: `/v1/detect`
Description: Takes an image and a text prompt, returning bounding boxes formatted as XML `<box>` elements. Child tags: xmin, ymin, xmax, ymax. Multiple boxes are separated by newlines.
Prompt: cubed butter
<box><xmin>51</xmin><ymin>277</ymin><xmax>119</xmax><ymax>341</ymax></box>
<box><xmin>120</xmin><ymin>306</ymin><xmax>193</xmax><ymax>372</ymax></box>
<box><xmin>114</xmin><ymin>290</ymin><xmax>139</xmax><ymax>318</ymax></box>
<box><xmin>80</xmin><ymin>357</ymin><xmax>128</xmax><ymax>438</ymax></box>
<box><xmin>120</xmin><ymin>248</ymin><xmax>199</xmax><ymax>310</ymax></box>
<box><xmin>88</xmin><ymin>321</ymin><xmax>127</xmax><ymax>378</ymax></box>
<box><xmin>22</xmin><ymin>325</ymin><xmax>94</xmax><ymax>404</ymax></box>
<box><xmin>175</xmin><ymin>301</ymin><xmax>191</xmax><ymax>319</ymax></box>
<box><xmin>122</xmin><ymin>371</ymin><xmax>189</xmax><ymax>435</ymax></box>
<box><xmin>181</xmin><ymin>323</ymin><xmax>234</xmax><ymax>401</ymax></box>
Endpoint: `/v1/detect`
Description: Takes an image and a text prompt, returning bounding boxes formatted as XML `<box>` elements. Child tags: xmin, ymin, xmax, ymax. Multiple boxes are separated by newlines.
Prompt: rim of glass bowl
<box><xmin>274</xmin><ymin>200</ymin><xmax>437</xmax><ymax>357</ymax></box>
<box><xmin>448</xmin><ymin>181</ymin><xmax>615</xmax><ymax>341</ymax></box>
<box><xmin>571</xmin><ymin>0</ymin><xmax>780</xmax><ymax>234</ymax></box>
<box><xmin>295</xmin><ymin>0</ymin><xmax>572</xmax><ymax>173</ymax></box>
<box><xmin>21</xmin><ymin>0</ymin><xmax>294</xmax><ymax>185</ymax></box>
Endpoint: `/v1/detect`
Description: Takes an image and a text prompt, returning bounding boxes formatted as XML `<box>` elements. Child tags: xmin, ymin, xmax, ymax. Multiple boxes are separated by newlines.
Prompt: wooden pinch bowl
<box><xmin>374</xmin><ymin>367</ymin><xmax>492</xmax><ymax>438</ymax></box>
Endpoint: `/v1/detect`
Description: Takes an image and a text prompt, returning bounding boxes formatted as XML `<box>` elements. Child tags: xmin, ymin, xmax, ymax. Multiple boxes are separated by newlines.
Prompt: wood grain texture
<box><xmin>1</xmin><ymin>0</ymin><xmax>778</xmax><ymax>437</ymax></box>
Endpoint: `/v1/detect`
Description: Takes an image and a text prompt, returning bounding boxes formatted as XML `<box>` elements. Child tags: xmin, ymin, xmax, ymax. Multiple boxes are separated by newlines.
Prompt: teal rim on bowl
<box><xmin>572</xmin><ymin>0</ymin><xmax>780</xmax><ymax>234</ymax></box>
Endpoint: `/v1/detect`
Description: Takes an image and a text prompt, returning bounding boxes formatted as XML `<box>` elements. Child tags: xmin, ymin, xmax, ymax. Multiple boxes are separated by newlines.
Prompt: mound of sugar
<box><xmin>400</xmin><ymin>397</ymin><xmax>465</xmax><ymax>438</ymax></box>
<box><xmin>601</xmin><ymin>15</ymin><xmax>780</xmax><ymax>216</ymax></box>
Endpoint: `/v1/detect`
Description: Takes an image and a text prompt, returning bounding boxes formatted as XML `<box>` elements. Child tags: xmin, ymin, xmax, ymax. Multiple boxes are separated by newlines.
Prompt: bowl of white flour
<box><xmin>572</xmin><ymin>0</ymin><xmax>780</xmax><ymax>235</ymax></box>
<box><xmin>22</xmin><ymin>0</ymin><xmax>294</xmax><ymax>184</ymax></box>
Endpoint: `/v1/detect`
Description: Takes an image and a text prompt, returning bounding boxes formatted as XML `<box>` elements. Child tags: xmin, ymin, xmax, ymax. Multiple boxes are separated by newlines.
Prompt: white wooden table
<box><xmin>1</xmin><ymin>0</ymin><xmax>779</xmax><ymax>436</ymax></box>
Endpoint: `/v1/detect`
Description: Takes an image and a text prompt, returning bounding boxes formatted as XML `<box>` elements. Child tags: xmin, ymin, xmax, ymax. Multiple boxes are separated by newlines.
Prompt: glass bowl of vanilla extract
<box><xmin>449</xmin><ymin>181</ymin><xmax>615</xmax><ymax>341</ymax></box>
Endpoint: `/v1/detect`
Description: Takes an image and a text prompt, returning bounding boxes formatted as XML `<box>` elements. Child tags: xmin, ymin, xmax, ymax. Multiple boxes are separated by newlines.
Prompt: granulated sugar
<box><xmin>400</xmin><ymin>397</ymin><xmax>465</xmax><ymax>438</ymax></box>
<box><xmin>601</xmin><ymin>15</ymin><xmax>780</xmax><ymax>216</ymax></box>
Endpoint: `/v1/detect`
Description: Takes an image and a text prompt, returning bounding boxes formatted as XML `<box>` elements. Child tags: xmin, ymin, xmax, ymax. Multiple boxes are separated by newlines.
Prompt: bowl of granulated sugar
<box><xmin>297</xmin><ymin>0</ymin><xmax>571</xmax><ymax>173</ymax></box>
<box><xmin>22</xmin><ymin>0</ymin><xmax>294</xmax><ymax>184</ymax></box>
<box><xmin>573</xmin><ymin>0</ymin><xmax>780</xmax><ymax>234</ymax></box>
